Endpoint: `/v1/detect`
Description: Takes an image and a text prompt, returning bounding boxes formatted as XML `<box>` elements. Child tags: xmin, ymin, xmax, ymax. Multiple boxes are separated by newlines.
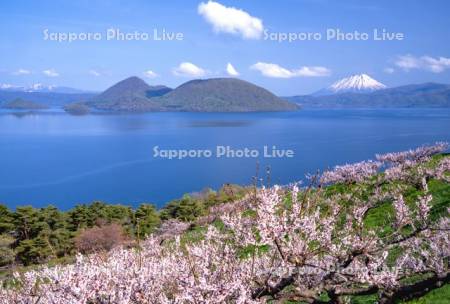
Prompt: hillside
<box><xmin>87</xmin><ymin>76</ymin><xmax>172</xmax><ymax>112</ymax></box>
<box><xmin>0</xmin><ymin>143</ymin><xmax>448</xmax><ymax>303</ymax></box>
<box><xmin>0</xmin><ymin>98</ymin><xmax>49</xmax><ymax>110</ymax></box>
<box><xmin>88</xmin><ymin>77</ymin><xmax>298</xmax><ymax>112</ymax></box>
<box><xmin>156</xmin><ymin>78</ymin><xmax>299</xmax><ymax>112</ymax></box>
<box><xmin>287</xmin><ymin>83</ymin><xmax>450</xmax><ymax>108</ymax></box>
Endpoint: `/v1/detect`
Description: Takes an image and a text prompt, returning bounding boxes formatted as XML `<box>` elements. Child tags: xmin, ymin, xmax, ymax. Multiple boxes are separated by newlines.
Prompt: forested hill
<box><xmin>86</xmin><ymin>76</ymin><xmax>299</xmax><ymax>112</ymax></box>
<box><xmin>87</xmin><ymin>76</ymin><xmax>172</xmax><ymax>112</ymax></box>
<box><xmin>156</xmin><ymin>78</ymin><xmax>299</xmax><ymax>112</ymax></box>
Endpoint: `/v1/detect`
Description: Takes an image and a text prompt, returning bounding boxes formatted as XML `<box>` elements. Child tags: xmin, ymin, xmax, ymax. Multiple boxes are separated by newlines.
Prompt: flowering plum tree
<box><xmin>1</xmin><ymin>143</ymin><xmax>449</xmax><ymax>303</ymax></box>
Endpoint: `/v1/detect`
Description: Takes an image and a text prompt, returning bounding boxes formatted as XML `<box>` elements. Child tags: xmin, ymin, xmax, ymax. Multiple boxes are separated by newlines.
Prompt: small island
<box><xmin>63</xmin><ymin>102</ymin><xmax>90</xmax><ymax>115</ymax></box>
<box><xmin>1</xmin><ymin>98</ymin><xmax>49</xmax><ymax>110</ymax></box>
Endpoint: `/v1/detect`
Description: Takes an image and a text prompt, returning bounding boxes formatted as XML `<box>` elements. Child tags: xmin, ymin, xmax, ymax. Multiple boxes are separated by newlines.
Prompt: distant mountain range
<box><xmin>0</xmin><ymin>83</ymin><xmax>94</xmax><ymax>94</ymax></box>
<box><xmin>287</xmin><ymin>82</ymin><xmax>450</xmax><ymax>108</ymax></box>
<box><xmin>0</xmin><ymin>90</ymin><xmax>96</xmax><ymax>107</ymax></box>
<box><xmin>1</xmin><ymin>74</ymin><xmax>450</xmax><ymax>112</ymax></box>
<box><xmin>0</xmin><ymin>83</ymin><xmax>96</xmax><ymax>108</ymax></box>
<box><xmin>87</xmin><ymin>76</ymin><xmax>298</xmax><ymax>112</ymax></box>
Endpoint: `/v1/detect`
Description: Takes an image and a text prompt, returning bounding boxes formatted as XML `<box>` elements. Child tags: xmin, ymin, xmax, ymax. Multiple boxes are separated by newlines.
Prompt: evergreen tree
<box><xmin>13</xmin><ymin>206</ymin><xmax>39</xmax><ymax>240</ymax></box>
<box><xmin>134</xmin><ymin>204</ymin><xmax>161</xmax><ymax>238</ymax></box>
<box><xmin>67</xmin><ymin>204</ymin><xmax>90</xmax><ymax>231</ymax></box>
<box><xmin>0</xmin><ymin>204</ymin><xmax>14</xmax><ymax>234</ymax></box>
<box><xmin>0</xmin><ymin>234</ymin><xmax>15</xmax><ymax>266</ymax></box>
<box><xmin>176</xmin><ymin>195</ymin><xmax>205</xmax><ymax>222</ymax></box>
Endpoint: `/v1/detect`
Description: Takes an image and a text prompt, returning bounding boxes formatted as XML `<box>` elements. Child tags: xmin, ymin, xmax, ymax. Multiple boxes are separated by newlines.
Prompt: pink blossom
<box><xmin>321</xmin><ymin>160</ymin><xmax>382</xmax><ymax>184</ymax></box>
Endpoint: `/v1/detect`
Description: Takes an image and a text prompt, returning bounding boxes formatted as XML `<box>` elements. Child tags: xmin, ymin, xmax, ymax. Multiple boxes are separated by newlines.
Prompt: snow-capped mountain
<box><xmin>315</xmin><ymin>74</ymin><xmax>387</xmax><ymax>95</ymax></box>
<box><xmin>0</xmin><ymin>83</ymin><xmax>90</xmax><ymax>94</ymax></box>
<box><xmin>0</xmin><ymin>83</ymin><xmax>23</xmax><ymax>90</ymax></box>
<box><xmin>26</xmin><ymin>83</ymin><xmax>57</xmax><ymax>92</ymax></box>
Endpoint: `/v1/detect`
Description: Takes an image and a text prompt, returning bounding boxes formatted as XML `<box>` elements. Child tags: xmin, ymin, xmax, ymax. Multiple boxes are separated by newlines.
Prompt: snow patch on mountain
<box><xmin>0</xmin><ymin>83</ymin><xmax>91</xmax><ymax>94</ymax></box>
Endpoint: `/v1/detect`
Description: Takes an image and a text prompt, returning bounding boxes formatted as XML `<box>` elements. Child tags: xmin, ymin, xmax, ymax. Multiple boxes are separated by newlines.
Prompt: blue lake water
<box><xmin>0</xmin><ymin>108</ymin><xmax>449</xmax><ymax>210</ymax></box>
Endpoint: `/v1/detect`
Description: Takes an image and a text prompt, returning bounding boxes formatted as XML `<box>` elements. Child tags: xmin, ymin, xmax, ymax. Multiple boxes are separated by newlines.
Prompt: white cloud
<box><xmin>43</xmin><ymin>69</ymin><xmax>59</xmax><ymax>77</ymax></box>
<box><xmin>13</xmin><ymin>69</ymin><xmax>31</xmax><ymax>75</ymax></box>
<box><xmin>198</xmin><ymin>1</ymin><xmax>264</xmax><ymax>40</ymax></box>
<box><xmin>421</xmin><ymin>56</ymin><xmax>450</xmax><ymax>73</ymax></box>
<box><xmin>226</xmin><ymin>63</ymin><xmax>239</xmax><ymax>76</ymax></box>
<box><xmin>395</xmin><ymin>55</ymin><xmax>450</xmax><ymax>73</ymax></box>
<box><xmin>384</xmin><ymin>67</ymin><xmax>395</xmax><ymax>74</ymax></box>
<box><xmin>143</xmin><ymin>70</ymin><xmax>158</xmax><ymax>78</ymax></box>
<box><xmin>250</xmin><ymin>62</ymin><xmax>331</xmax><ymax>78</ymax></box>
<box><xmin>251</xmin><ymin>63</ymin><xmax>292</xmax><ymax>78</ymax></box>
<box><xmin>395</xmin><ymin>55</ymin><xmax>421</xmax><ymax>70</ymax></box>
<box><xmin>89</xmin><ymin>69</ymin><xmax>101</xmax><ymax>77</ymax></box>
<box><xmin>173</xmin><ymin>62</ymin><xmax>206</xmax><ymax>77</ymax></box>
<box><xmin>295</xmin><ymin>66</ymin><xmax>331</xmax><ymax>77</ymax></box>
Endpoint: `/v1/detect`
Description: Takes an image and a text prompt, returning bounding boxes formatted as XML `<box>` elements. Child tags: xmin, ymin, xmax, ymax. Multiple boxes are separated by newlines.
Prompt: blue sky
<box><xmin>1</xmin><ymin>0</ymin><xmax>450</xmax><ymax>95</ymax></box>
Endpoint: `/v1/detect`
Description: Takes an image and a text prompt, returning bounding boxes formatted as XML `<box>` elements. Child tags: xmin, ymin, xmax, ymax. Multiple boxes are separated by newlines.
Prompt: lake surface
<box><xmin>1</xmin><ymin>109</ymin><xmax>449</xmax><ymax>210</ymax></box>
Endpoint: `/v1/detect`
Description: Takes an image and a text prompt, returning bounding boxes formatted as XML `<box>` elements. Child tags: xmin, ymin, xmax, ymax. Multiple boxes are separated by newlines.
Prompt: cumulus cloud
<box><xmin>43</xmin><ymin>69</ymin><xmax>59</xmax><ymax>77</ymax></box>
<box><xmin>13</xmin><ymin>69</ymin><xmax>31</xmax><ymax>75</ymax></box>
<box><xmin>251</xmin><ymin>63</ymin><xmax>292</xmax><ymax>78</ymax></box>
<box><xmin>395</xmin><ymin>55</ymin><xmax>421</xmax><ymax>70</ymax></box>
<box><xmin>198</xmin><ymin>1</ymin><xmax>264</xmax><ymax>39</ymax></box>
<box><xmin>226</xmin><ymin>63</ymin><xmax>239</xmax><ymax>76</ymax></box>
<box><xmin>173</xmin><ymin>62</ymin><xmax>206</xmax><ymax>77</ymax></box>
<box><xmin>143</xmin><ymin>70</ymin><xmax>158</xmax><ymax>78</ymax></box>
<box><xmin>395</xmin><ymin>55</ymin><xmax>450</xmax><ymax>73</ymax></box>
<box><xmin>89</xmin><ymin>69</ymin><xmax>101</xmax><ymax>77</ymax></box>
<box><xmin>250</xmin><ymin>62</ymin><xmax>331</xmax><ymax>78</ymax></box>
<box><xmin>295</xmin><ymin>66</ymin><xmax>331</xmax><ymax>77</ymax></box>
<box><xmin>421</xmin><ymin>56</ymin><xmax>450</xmax><ymax>73</ymax></box>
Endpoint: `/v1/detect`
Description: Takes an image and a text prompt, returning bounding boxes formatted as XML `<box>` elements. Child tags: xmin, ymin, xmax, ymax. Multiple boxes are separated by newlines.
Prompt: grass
<box><xmin>400</xmin><ymin>283</ymin><xmax>450</xmax><ymax>304</ymax></box>
<box><xmin>282</xmin><ymin>283</ymin><xmax>450</xmax><ymax>304</ymax></box>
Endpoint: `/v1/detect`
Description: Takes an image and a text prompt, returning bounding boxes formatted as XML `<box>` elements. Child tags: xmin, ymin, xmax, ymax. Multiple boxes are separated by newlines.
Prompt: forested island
<box><xmin>86</xmin><ymin>76</ymin><xmax>299</xmax><ymax>112</ymax></box>
<box><xmin>63</xmin><ymin>102</ymin><xmax>90</xmax><ymax>115</ymax></box>
<box><xmin>0</xmin><ymin>98</ymin><xmax>49</xmax><ymax>110</ymax></box>
<box><xmin>1</xmin><ymin>143</ymin><xmax>449</xmax><ymax>303</ymax></box>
